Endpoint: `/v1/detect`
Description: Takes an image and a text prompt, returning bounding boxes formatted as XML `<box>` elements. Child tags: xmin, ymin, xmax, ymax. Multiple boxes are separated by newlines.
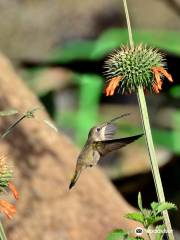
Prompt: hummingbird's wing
<box><xmin>95</xmin><ymin>134</ymin><xmax>143</xmax><ymax>156</ymax></box>
<box><xmin>96</xmin><ymin>113</ymin><xmax>130</xmax><ymax>140</ymax></box>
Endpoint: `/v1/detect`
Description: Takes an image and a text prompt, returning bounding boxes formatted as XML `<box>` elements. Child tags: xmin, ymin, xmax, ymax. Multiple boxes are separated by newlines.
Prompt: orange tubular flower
<box><xmin>0</xmin><ymin>200</ymin><xmax>16</xmax><ymax>219</ymax></box>
<box><xmin>152</xmin><ymin>66</ymin><xmax>173</xmax><ymax>94</ymax></box>
<box><xmin>105</xmin><ymin>76</ymin><xmax>123</xmax><ymax>96</ymax></box>
<box><xmin>8</xmin><ymin>182</ymin><xmax>19</xmax><ymax>200</ymax></box>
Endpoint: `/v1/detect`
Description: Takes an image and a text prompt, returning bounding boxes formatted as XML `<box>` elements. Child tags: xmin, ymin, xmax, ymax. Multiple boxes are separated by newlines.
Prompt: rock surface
<box><xmin>0</xmin><ymin>53</ymin><xmax>143</xmax><ymax>239</ymax></box>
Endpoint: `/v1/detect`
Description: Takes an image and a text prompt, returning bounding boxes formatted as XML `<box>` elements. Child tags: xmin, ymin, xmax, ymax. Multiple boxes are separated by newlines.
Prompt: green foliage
<box><xmin>106</xmin><ymin>229</ymin><xmax>128</xmax><ymax>240</ymax></box>
<box><xmin>107</xmin><ymin>193</ymin><xmax>177</xmax><ymax>239</ymax></box>
<box><xmin>126</xmin><ymin>193</ymin><xmax>177</xmax><ymax>229</ymax></box>
<box><xmin>50</xmin><ymin>29</ymin><xmax>180</xmax><ymax>63</ymax></box>
<box><xmin>170</xmin><ymin>86</ymin><xmax>180</xmax><ymax>98</ymax></box>
<box><xmin>106</xmin><ymin>229</ymin><xmax>144</xmax><ymax>240</ymax></box>
<box><xmin>155</xmin><ymin>225</ymin><xmax>166</xmax><ymax>240</ymax></box>
<box><xmin>0</xmin><ymin>160</ymin><xmax>12</xmax><ymax>192</ymax></box>
<box><xmin>156</xmin><ymin>202</ymin><xmax>177</xmax><ymax>214</ymax></box>
<box><xmin>126</xmin><ymin>212</ymin><xmax>144</xmax><ymax>224</ymax></box>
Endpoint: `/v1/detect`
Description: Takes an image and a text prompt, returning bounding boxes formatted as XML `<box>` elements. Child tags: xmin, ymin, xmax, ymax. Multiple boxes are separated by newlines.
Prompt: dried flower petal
<box><xmin>8</xmin><ymin>182</ymin><xmax>19</xmax><ymax>200</ymax></box>
<box><xmin>0</xmin><ymin>200</ymin><xmax>16</xmax><ymax>219</ymax></box>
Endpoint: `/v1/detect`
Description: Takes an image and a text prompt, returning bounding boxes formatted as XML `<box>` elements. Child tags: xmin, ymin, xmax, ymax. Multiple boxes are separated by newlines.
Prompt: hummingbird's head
<box><xmin>88</xmin><ymin>125</ymin><xmax>104</xmax><ymax>142</ymax></box>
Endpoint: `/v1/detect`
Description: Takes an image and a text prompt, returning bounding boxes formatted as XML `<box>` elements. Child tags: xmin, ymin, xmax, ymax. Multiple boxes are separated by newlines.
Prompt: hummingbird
<box><xmin>69</xmin><ymin>113</ymin><xmax>143</xmax><ymax>189</ymax></box>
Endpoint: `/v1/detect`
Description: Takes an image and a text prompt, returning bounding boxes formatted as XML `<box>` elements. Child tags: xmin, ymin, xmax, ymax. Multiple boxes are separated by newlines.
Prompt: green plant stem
<box><xmin>0</xmin><ymin>222</ymin><xmax>7</xmax><ymax>240</ymax></box>
<box><xmin>0</xmin><ymin>115</ymin><xmax>26</xmax><ymax>140</ymax></box>
<box><xmin>147</xmin><ymin>232</ymin><xmax>152</xmax><ymax>240</ymax></box>
<box><xmin>122</xmin><ymin>0</ymin><xmax>174</xmax><ymax>239</ymax></box>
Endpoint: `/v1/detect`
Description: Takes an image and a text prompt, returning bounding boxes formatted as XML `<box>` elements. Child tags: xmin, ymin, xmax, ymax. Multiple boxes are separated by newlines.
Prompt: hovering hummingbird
<box><xmin>69</xmin><ymin>113</ymin><xmax>143</xmax><ymax>189</ymax></box>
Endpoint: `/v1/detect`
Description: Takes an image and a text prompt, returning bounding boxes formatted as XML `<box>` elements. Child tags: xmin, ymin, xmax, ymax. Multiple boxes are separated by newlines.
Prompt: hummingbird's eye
<box><xmin>96</xmin><ymin>127</ymin><xmax>100</xmax><ymax>132</ymax></box>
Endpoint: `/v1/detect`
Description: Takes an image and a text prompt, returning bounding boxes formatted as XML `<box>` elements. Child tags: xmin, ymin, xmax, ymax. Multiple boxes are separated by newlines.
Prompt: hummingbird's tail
<box><xmin>69</xmin><ymin>167</ymin><xmax>82</xmax><ymax>190</ymax></box>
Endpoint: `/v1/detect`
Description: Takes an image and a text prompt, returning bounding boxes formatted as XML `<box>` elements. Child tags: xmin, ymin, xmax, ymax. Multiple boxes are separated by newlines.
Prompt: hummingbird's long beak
<box><xmin>69</xmin><ymin>167</ymin><xmax>82</xmax><ymax>190</ymax></box>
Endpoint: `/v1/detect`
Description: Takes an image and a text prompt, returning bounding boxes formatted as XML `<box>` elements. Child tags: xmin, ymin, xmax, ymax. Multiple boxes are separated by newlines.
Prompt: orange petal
<box><xmin>104</xmin><ymin>76</ymin><xmax>122</xmax><ymax>96</ymax></box>
<box><xmin>0</xmin><ymin>200</ymin><xmax>16</xmax><ymax>219</ymax></box>
<box><xmin>8</xmin><ymin>182</ymin><xmax>19</xmax><ymax>200</ymax></box>
<box><xmin>152</xmin><ymin>67</ymin><xmax>163</xmax><ymax>92</ymax></box>
<box><xmin>158</xmin><ymin>66</ymin><xmax>173</xmax><ymax>82</ymax></box>
<box><xmin>152</xmin><ymin>83</ymin><xmax>160</xmax><ymax>94</ymax></box>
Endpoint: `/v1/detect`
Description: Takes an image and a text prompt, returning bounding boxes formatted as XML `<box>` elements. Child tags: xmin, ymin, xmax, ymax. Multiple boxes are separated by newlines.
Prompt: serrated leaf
<box><xmin>147</xmin><ymin>216</ymin><xmax>164</xmax><ymax>226</ymax></box>
<box><xmin>157</xmin><ymin>202</ymin><xmax>177</xmax><ymax>214</ymax></box>
<box><xmin>142</xmin><ymin>208</ymin><xmax>152</xmax><ymax>218</ymax></box>
<box><xmin>155</xmin><ymin>225</ymin><xmax>165</xmax><ymax>240</ymax></box>
<box><xmin>0</xmin><ymin>109</ymin><xmax>18</xmax><ymax>117</ymax></box>
<box><xmin>126</xmin><ymin>212</ymin><xmax>144</xmax><ymax>224</ymax></box>
<box><xmin>151</xmin><ymin>202</ymin><xmax>159</xmax><ymax>211</ymax></box>
<box><xmin>138</xmin><ymin>192</ymin><xmax>143</xmax><ymax>212</ymax></box>
<box><xmin>106</xmin><ymin>229</ymin><xmax>128</xmax><ymax>240</ymax></box>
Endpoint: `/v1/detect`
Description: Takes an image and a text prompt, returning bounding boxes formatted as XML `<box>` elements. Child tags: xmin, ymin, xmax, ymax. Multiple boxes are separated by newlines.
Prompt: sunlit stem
<box><xmin>122</xmin><ymin>0</ymin><xmax>174</xmax><ymax>239</ymax></box>
<box><xmin>0</xmin><ymin>222</ymin><xmax>7</xmax><ymax>240</ymax></box>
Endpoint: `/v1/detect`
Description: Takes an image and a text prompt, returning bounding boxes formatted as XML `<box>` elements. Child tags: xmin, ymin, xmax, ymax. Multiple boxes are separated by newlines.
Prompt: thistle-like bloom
<box><xmin>0</xmin><ymin>157</ymin><xmax>18</xmax><ymax>219</ymax></box>
<box><xmin>104</xmin><ymin>45</ymin><xmax>173</xmax><ymax>95</ymax></box>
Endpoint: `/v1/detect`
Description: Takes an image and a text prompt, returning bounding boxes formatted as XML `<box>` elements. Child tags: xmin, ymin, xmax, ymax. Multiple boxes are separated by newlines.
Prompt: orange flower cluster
<box><xmin>105</xmin><ymin>66</ymin><xmax>173</xmax><ymax>96</ymax></box>
<box><xmin>0</xmin><ymin>182</ymin><xmax>19</xmax><ymax>219</ymax></box>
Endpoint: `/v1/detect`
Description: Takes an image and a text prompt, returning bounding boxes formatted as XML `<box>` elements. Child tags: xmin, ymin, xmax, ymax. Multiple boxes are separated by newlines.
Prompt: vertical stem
<box><xmin>147</xmin><ymin>232</ymin><xmax>152</xmax><ymax>240</ymax></box>
<box><xmin>137</xmin><ymin>87</ymin><xmax>173</xmax><ymax>239</ymax></box>
<box><xmin>0</xmin><ymin>222</ymin><xmax>7</xmax><ymax>240</ymax></box>
<box><xmin>122</xmin><ymin>0</ymin><xmax>174</xmax><ymax>239</ymax></box>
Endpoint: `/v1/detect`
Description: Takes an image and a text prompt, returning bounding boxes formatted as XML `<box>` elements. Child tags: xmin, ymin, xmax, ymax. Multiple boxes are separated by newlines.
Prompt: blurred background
<box><xmin>0</xmin><ymin>0</ymin><xmax>179</xmax><ymax>238</ymax></box>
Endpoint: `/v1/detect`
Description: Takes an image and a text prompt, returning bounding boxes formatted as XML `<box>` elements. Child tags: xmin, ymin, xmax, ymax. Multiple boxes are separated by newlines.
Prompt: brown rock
<box><xmin>0</xmin><ymin>54</ymin><xmax>143</xmax><ymax>239</ymax></box>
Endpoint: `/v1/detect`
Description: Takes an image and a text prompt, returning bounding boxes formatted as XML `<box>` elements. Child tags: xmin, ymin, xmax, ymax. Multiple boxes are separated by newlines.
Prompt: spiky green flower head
<box><xmin>104</xmin><ymin>44</ymin><xmax>173</xmax><ymax>95</ymax></box>
<box><xmin>0</xmin><ymin>157</ymin><xmax>12</xmax><ymax>192</ymax></box>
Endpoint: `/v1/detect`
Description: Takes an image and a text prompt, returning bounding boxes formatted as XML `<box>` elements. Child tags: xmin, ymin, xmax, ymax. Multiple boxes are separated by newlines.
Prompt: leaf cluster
<box><xmin>107</xmin><ymin>193</ymin><xmax>177</xmax><ymax>240</ymax></box>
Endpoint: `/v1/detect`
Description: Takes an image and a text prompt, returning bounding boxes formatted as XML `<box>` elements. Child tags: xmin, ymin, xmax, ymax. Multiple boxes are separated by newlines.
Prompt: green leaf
<box><xmin>128</xmin><ymin>237</ymin><xmax>144</xmax><ymax>240</ymax></box>
<box><xmin>126</xmin><ymin>212</ymin><xmax>144</xmax><ymax>224</ymax></box>
<box><xmin>156</xmin><ymin>202</ymin><xmax>177</xmax><ymax>214</ymax></box>
<box><xmin>155</xmin><ymin>225</ymin><xmax>166</xmax><ymax>240</ymax></box>
<box><xmin>92</xmin><ymin>29</ymin><xmax>180</xmax><ymax>59</ymax></box>
<box><xmin>0</xmin><ymin>109</ymin><xmax>18</xmax><ymax>117</ymax></box>
<box><xmin>50</xmin><ymin>29</ymin><xmax>180</xmax><ymax>64</ymax></box>
<box><xmin>147</xmin><ymin>216</ymin><xmax>164</xmax><ymax>225</ymax></box>
<box><xmin>138</xmin><ymin>192</ymin><xmax>143</xmax><ymax>212</ymax></box>
<box><xmin>151</xmin><ymin>202</ymin><xmax>159</xmax><ymax>211</ymax></box>
<box><xmin>141</xmin><ymin>208</ymin><xmax>152</xmax><ymax>218</ymax></box>
<box><xmin>106</xmin><ymin>229</ymin><xmax>128</xmax><ymax>240</ymax></box>
<box><xmin>169</xmin><ymin>86</ymin><xmax>180</xmax><ymax>98</ymax></box>
<box><xmin>50</xmin><ymin>40</ymin><xmax>94</xmax><ymax>63</ymax></box>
